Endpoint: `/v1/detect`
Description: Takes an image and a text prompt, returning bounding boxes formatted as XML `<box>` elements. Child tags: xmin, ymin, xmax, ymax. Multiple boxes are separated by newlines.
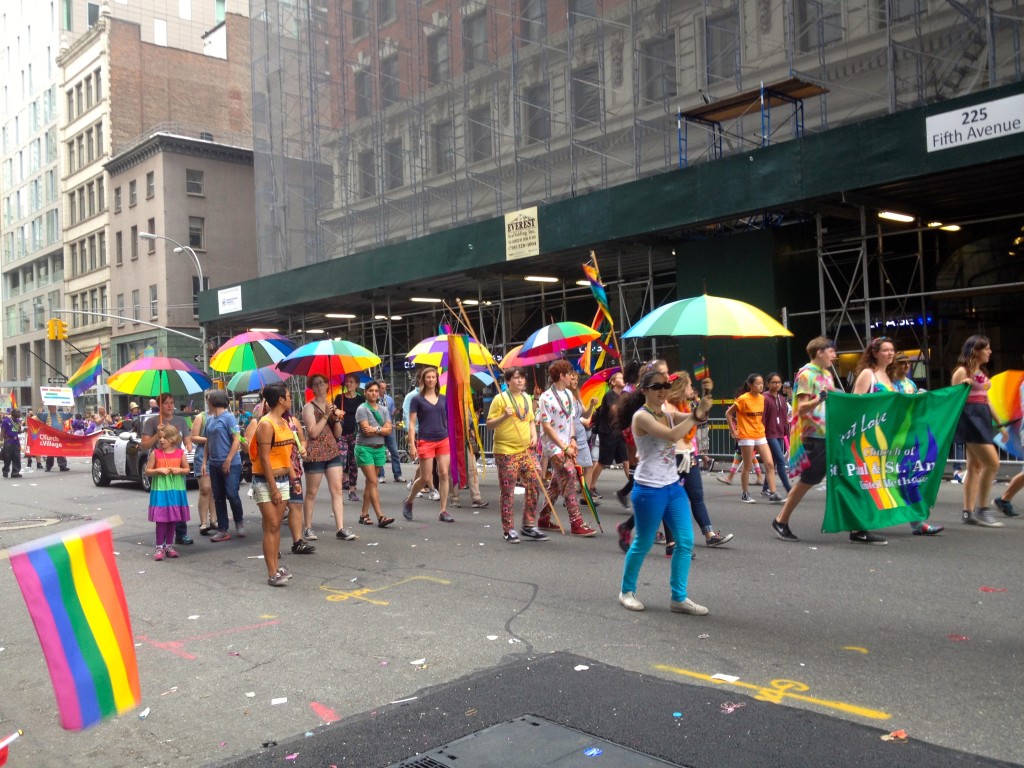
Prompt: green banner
<box><xmin>823</xmin><ymin>386</ymin><xmax>968</xmax><ymax>533</ymax></box>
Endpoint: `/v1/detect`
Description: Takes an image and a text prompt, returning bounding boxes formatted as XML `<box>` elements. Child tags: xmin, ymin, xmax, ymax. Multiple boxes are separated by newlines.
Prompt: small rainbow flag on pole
<box><xmin>8</xmin><ymin>520</ymin><xmax>141</xmax><ymax>730</ymax></box>
<box><xmin>694</xmin><ymin>357</ymin><xmax>709</xmax><ymax>381</ymax></box>
<box><xmin>68</xmin><ymin>344</ymin><xmax>103</xmax><ymax>398</ymax></box>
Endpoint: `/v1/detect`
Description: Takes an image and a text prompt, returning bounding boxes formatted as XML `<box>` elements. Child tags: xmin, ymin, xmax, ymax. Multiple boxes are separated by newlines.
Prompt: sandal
<box><xmin>358</xmin><ymin>515</ymin><xmax>374</xmax><ymax>525</ymax></box>
<box><xmin>377</xmin><ymin>516</ymin><xmax>395</xmax><ymax>528</ymax></box>
<box><xmin>199</xmin><ymin>524</ymin><xmax>214</xmax><ymax>536</ymax></box>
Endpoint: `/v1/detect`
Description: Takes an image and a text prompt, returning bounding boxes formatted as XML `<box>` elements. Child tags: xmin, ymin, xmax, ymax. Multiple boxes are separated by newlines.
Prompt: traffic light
<box><xmin>46</xmin><ymin>318</ymin><xmax>68</xmax><ymax>341</ymax></box>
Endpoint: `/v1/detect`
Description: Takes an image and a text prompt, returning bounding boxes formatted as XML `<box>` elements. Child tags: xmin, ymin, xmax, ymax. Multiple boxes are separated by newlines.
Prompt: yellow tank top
<box><xmin>251</xmin><ymin>415</ymin><xmax>294</xmax><ymax>476</ymax></box>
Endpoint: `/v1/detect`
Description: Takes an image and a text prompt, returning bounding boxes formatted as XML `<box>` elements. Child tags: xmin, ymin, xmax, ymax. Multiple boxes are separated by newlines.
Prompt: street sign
<box><xmin>194</xmin><ymin>355</ymin><xmax>203</xmax><ymax>363</ymax></box>
<box><xmin>48</xmin><ymin>377</ymin><xmax>68</xmax><ymax>385</ymax></box>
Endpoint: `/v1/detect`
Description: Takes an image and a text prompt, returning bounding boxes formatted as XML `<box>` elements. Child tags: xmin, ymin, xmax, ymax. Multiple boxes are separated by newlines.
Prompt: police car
<box><xmin>91</xmin><ymin>413</ymin><xmax>197</xmax><ymax>491</ymax></box>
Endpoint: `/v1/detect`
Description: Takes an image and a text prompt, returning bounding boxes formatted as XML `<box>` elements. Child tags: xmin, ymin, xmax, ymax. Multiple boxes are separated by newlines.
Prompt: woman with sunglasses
<box><xmin>951</xmin><ymin>335</ymin><xmax>1003</xmax><ymax>528</ymax></box>
<box><xmin>617</xmin><ymin>368</ymin><xmax>713</xmax><ymax>615</ymax></box>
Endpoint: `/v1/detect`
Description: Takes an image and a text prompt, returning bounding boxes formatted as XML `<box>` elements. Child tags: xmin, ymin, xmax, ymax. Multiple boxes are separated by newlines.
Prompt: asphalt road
<box><xmin>0</xmin><ymin>457</ymin><xmax>1021</xmax><ymax>767</ymax></box>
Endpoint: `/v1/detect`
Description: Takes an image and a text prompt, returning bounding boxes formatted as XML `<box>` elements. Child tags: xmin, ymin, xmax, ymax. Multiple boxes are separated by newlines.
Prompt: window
<box><xmin>521</xmin><ymin>0</ymin><xmax>547</xmax><ymax>42</ymax></box>
<box><xmin>131</xmin><ymin>289</ymin><xmax>140</xmax><ymax>321</ymax></box>
<box><xmin>467</xmin><ymin>105</ymin><xmax>492</xmax><ymax>162</ymax></box>
<box><xmin>215</xmin><ymin>0</ymin><xmax>226</xmax><ymax>23</ymax></box>
<box><xmin>97</xmin><ymin>177</ymin><xmax>104</xmax><ymax>211</ymax></box>
<box><xmin>76</xmin><ymin>83</ymin><xmax>83</xmax><ymax>115</ymax></box>
<box><xmin>115</xmin><ymin>231</ymin><xmax>123</xmax><ymax>265</ymax></box>
<box><xmin>94</xmin><ymin>68</ymin><xmax>102</xmax><ymax>100</ymax></box>
<box><xmin>354</xmin><ymin>70</ymin><xmax>373</xmax><ymax>118</ymax></box>
<box><xmin>186</xmin><ymin>168</ymin><xmax>204</xmax><ymax>195</ymax></box>
<box><xmin>87</xmin><ymin>2</ymin><xmax>100</xmax><ymax>27</ymax></box>
<box><xmin>130</xmin><ymin>225</ymin><xmax>138</xmax><ymax>259</ymax></box>
<box><xmin>524</xmin><ymin>82</ymin><xmax>550</xmax><ymax>144</ymax></box>
<box><xmin>67</xmin><ymin>140</ymin><xmax>75</xmax><ymax>173</ymax></box>
<box><xmin>146</xmin><ymin>219</ymin><xmax>156</xmax><ymax>251</ymax></box>
<box><xmin>146</xmin><ymin>171</ymin><xmax>155</xmax><ymax>198</ymax></box>
<box><xmin>113</xmin><ymin>186</ymin><xmax>121</xmax><ymax>212</ymax></box>
<box><xmin>154</xmin><ymin>19</ymin><xmax>167</xmax><ymax>46</ymax></box>
<box><xmin>192</xmin><ymin>276</ymin><xmax>209</xmax><ymax>318</ymax></box>
<box><xmin>149</xmin><ymin>285</ymin><xmax>158</xmax><ymax>317</ymax></box>
<box><xmin>71</xmin><ymin>295</ymin><xmax>79</xmax><ymax>327</ymax></box>
<box><xmin>95</xmin><ymin>121</ymin><xmax>103</xmax><ymax>156</ymax></box>
<box><xmin>378</xmin><ymin>0</ymin><xmax>396</xmax><ymax>24</ymax></box>
<box><xmin>78</xmin><ymin>189</ymin><xmax>85</xmax><ymax>220</ymax></box>
<box><xmin>98</xmin><ymin>232</ymin><xmax>106</xmax><ymax>266</ymax></box>
<box><xmin>795</xmin><ymin>0</ymin><xmax>842</xmax><ymax>52</ymax></box>
<box><xmin>85</xmin><ymin>76</ymin><xmax>93</xmax><ymax>109</ymax></box>
<box><xmin>358</xmin><ymin>150</ymin><xmax>376</xmax><ymax>199</ymax></box>
<box><xmin>352</xmin><ymin>0</ymin><xmax>369</xmax><ymax>38</ymax></box>
<box><xmin>385</xmin><ymin>139</ymin><xmax>404</xmax><ymax>190</ymax></box>
<box><xmin>116</xmin><ymin>293</ymin><xmax>124</xmax><ymax>326</ymax></box>
<box><xmin>76</xmin><ymin>135</ymin><xmax>84</xmax><ymax>168</ymax></box>
<box><xmin>66</xmin><ymin>90</ymin><xmax>74</xmax><ymax>121</ymax></box>
<box><xmin>62</xmin><ymin>0</ymin><xmax>73</xmax><ymax>31</ymax></box>
<box><xmin>427</xmin><ymin>33</ymin><xmax>449</xmax><ymax>86</ymax></box>
<box><xmin>68</xmin><ymin>190</ymin><xmax>77</xmax><ymax>224</ymax></box>
<box><xmin>571</xmin><ymin>63</ymin><xmax>601</xmax><ymax>130</ymax></box>
<box><xmin>189</xmin><ymin>216</ymin><xmax>205</xmax><ymax>250</ymax></box>
<box><xmin>569</xmin><ymin>0</ymin><xmax>596</xmax><ymax>26</ymax></box>
<box><xmin>432</xmin><ymin>121</ymin><xmax>455</xmax><ymax>175</ymax></box>
<box><xmin>88</xmin><ymin>235</ymin><xmax>97</xmax><ymax>270</ymax></box>
<box><xmin>128</xmin><ymin>180</ymin><xmax>137</xmax><ymax>206</ymax></box>
<box><xmin>80</xmin><ymin>238</ymin><xmax>88</xmax><ymax>273</ymax></box>
<box><xmin>642</xmin><ymin>36</ymin><xmax>677</xmax><ymax>103</ymax></box>
<box><xmin>87</xmin><ymin>183</ymin><xmax>95</xmax><ymax>217</ymax></box>
<box><xmin>463</xmin><ymin>12</ymin><xmax>488</xmax><ymax>72</ymax></box>
<box><xmin>891</xmin><ymin>0</ymin><xmax>925</xmax><ymax>19</ymax></box>
<box><xmin>380</xmin><ymin>55</ymin><xmax>400</xmax><ymax>108</ymax></box>
<box><xmin>706</xmin><ymin>9</ymin><xmax>740</xmax><ymax>83</ymax></box>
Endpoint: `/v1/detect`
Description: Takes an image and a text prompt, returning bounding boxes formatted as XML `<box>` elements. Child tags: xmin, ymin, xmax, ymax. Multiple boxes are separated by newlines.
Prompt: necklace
<box><xmin>550</xmin><ymin>386</ymin><xmax>573</xmax><ymax>417</ymax></box>
<box><xmin>506</xmin><ymin>391</ymin><xmax>527</xmax><ymax>421</ymax></box>
<box><xmin>641</xmin><ymin>404</ymin><xmax>663</xmax><ymax>418</ymax></box>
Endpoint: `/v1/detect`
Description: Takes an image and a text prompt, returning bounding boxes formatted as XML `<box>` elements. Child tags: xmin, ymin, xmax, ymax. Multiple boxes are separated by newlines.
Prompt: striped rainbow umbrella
<box><xmin>406</xmin><ymin>335</ymin><xmax>496</xmax><ymax>368</ymax></box>
<box><xmin>277</xmin><ymin>339</ymin><xmax>380</xmax><ymax>378</ymax></box>
<box><xmin>521</xmin><ymin>322</ymin><xmax>600</xmax><ymax>359</ymax></box>
<box><xmin>579</xmin><ymin>366</ymin><xmax>621</xmax><ymax>408</ymax></box>
<box><xmin>108</xmin><ymin>357</ymin><xmax>212</xmax><ymax>397</ymax></box>
<box><xmin>210</xmin><ymin>331</ymin><xmax>296</xmax><ymax>373</ymax></box>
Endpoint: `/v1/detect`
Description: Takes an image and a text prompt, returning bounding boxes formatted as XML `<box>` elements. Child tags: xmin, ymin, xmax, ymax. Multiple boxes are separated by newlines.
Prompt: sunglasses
<box><xmin>645</xmin><ymin>382</ymin><xmax>672</xmax><ymax>391</ymax></box>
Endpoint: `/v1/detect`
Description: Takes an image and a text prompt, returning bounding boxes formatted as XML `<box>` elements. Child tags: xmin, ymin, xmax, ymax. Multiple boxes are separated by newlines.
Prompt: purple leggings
<box><xmin>155</xmin><ymin>521</ymin><xmax>176</xmax><ymax>548</ymax></box>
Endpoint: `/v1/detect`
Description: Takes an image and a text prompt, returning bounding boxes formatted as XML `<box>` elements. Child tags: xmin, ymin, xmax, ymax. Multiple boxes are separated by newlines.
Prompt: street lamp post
<box><xmin>138</xmin><ymin>232</ymin><xmax>207</xmax><ymax>373</ymax></box>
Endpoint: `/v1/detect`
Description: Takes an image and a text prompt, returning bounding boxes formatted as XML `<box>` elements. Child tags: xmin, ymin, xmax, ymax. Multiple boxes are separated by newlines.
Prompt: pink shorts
<box><xmin>417</xmin><ymin>438</ymin><xmax>450</xmax><ymax>459</ymax></box>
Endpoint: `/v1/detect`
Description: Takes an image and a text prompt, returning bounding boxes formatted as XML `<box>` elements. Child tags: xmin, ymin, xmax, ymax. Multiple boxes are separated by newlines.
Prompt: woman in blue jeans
<box><xmin>617</xmin><ymin>368</ymin><xmax>713</xmax><ymax>615</ymax></box>
<box><xmin>204</xmin><ymin>390</ymin><xmax>245</xmax><ymax>541</ymax></box>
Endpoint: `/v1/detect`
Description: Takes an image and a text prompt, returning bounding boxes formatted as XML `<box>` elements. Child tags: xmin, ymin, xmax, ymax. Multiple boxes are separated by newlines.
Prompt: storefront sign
<box><xmin>218</xmin><ymin>285</ymin><xmax>243</xmax><ymax>314</ymax></box>
<box><xmin>504</xmin><ymin>207</ymin><xmax>540</xmax><ymax>260</ymax></box>
<box><xmin>926</xmin><ymin>93</ymin><xmax>1024</xmax><ymax>152</ymax></box>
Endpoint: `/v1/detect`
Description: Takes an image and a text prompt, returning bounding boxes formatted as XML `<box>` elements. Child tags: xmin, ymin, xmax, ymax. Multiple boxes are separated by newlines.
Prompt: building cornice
<box><xmin>104</xmin><ymin>133</ymin><xmax>253</xmax><ymax>176</ymax></box>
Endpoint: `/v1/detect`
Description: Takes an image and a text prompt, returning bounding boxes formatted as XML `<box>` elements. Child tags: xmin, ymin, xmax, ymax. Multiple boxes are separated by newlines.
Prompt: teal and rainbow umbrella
<box><xmin>227</xmin><ymin>366</ymin><xmax>292</xmax><ymax>394</ymax></box>
<box><xmin>622</xmin><ymin>294</ymin><xmax>792</xmax><ymax>339</ymax></box>
<box><xmin>107</xmin><ymin>357</ymin><xmax>212</xmax><ymax>397</ymax></box>
<box><xmin>210</xmin><ymin>331</ymin><xmax>295</xmax><ymax>374</ymax></box>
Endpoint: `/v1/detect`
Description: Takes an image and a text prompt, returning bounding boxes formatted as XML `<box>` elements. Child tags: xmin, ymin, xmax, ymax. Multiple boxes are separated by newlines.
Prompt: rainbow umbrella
<box><xmin>622</xmin><ymin>294</ymin><xmax>792</xmax><ymax>339</ymax></box>
<box><xmin>406</xmin><ymin>335</ymin><xmax>496</xmax><ymax>368</ymax></box>
<box><xmin>989</xmin><ymin>370</ymin><xmax>1024</xmax><ymax>426</ymax></box>
<box><xmin>277</xmin><ymin>339</ymin><xmax>380</xmax><ymax>379</ymax></box>
<box><xmin>108</xmin><ymin>357</ymin><xmax>212</xmax><ymax>397</ymax></box>
<box><xmin>499</xmin><ymin>343</ymin><xmax>564</xmax><ymax>370</ymax></box>
<box><xmin>521</xmin><ymin>322</ymin><xmax>601</xmax><ymax>359</ymax></box>
<box><xmin>227</xmin><ymin>366</ymin><xmax>292</xmax><ymax>394</ymax></box>
<box><xmin>579</xmin><ymin>366</ymin><xmax>621</xmax><ymax>409</ymax></box>
<box><xmin>439</xmin><ymin>369</ymin><xmax>495</xmax><ymax>394</ymax></box>
<box><xmin>210</xmin><ymin>331</ymin><xmax>295</xmax><ymax>373</ymax></box>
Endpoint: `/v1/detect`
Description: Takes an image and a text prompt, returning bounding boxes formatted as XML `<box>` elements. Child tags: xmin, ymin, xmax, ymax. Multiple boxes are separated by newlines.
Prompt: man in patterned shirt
<box><xmin>536</xmin><ymin>359</ymin><xmax>597</xmax><ymax>537</ymax></box>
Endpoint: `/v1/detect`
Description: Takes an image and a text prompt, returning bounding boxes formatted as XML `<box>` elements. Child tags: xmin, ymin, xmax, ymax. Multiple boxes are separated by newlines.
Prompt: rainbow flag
<box><xmin>446</xmin><ymin>334</ymin><xmax>473</xmax><ymax>487</ymax></box>
<box><xmin>694</xmin><ymin>357</ymin><xmax>709</xmax><ymax>381</ymax></box>
<box><xmin>68</xmin><ymin>344</ymin><xmax>103</xmax><ymax>398</ymax></box>
<box><xmin>8</xmin><ymin>520</ymin><xmax>141</xmax><ymax>730</ymax></box>
<box><xmin>9</xmin><ymin>391</ymin><xmax>15</xmax><ymax>410</ymax></box>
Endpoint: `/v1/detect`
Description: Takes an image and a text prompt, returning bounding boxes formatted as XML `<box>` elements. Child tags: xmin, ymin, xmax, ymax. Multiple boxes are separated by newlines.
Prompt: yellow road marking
<box><xmin>654</xmin><ymin>664</ymin><xmax>890</xmax><ymax>721</ymax></box>
<box><xmin>842</xmin><ymin>646</ymin><xmax>869</xmax><ymax>654</ymax></box>
<box><xmin>320</xmin><ymin>575</ymin><xmax>451</xmax><ymax>605</ymax></box>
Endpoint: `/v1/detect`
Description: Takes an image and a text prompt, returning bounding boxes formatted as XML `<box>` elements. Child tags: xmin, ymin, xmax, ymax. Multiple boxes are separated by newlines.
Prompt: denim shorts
<box><xmin>303</xmin><ymin>455</ymin><xmax>343</xmax><ymax>473</ymax></box>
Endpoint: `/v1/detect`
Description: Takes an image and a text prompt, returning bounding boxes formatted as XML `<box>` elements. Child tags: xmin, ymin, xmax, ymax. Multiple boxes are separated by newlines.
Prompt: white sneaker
<box><xmin>670</xmin><ymin>597</ymin><xmax>709</xmax><ymax>616</ymax></box>
<box><xmin>428</xmin><ymin>489</ymin><xmax>441</xmax><ymax>501</ymax></box>
<box><xmin>618</xmin><ymin>591</ymin><xmax>645</xmax><ymax>611</ymax></box>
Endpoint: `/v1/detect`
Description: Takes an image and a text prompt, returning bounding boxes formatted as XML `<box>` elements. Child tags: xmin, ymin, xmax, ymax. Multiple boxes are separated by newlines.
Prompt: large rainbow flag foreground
<box><xmin>8</xmin><ymin>520</ymin><xmax>141</xmax><ymax>730</ymax></box>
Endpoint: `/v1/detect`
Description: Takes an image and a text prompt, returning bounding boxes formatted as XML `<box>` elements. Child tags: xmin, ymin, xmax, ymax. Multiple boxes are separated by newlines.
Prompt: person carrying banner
<box><xmin>951</xmin><ymin>335</ymin><xmax>1003</xmax><ymax>528</ymax></box>
<box><xmin>772</xmin><ymin>337</ymin><xmax>888</xmax><ymax>545</ymax></box>
<box><xmin>41</xmin><ymin>404</ymin><xmax>70</xmax><ymax>472</ymax></box>
<box><xmin>853</xmin><ymin>339</ymin><xmax>943</xmax><ymax>536</ymax></box>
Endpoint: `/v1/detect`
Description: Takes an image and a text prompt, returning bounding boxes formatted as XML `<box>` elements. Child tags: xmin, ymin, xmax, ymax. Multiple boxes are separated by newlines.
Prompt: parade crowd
<box><xmin>12</xmin><ymin>333</ymin><xmax>1022</xmax><ymax>613</ymax></box>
